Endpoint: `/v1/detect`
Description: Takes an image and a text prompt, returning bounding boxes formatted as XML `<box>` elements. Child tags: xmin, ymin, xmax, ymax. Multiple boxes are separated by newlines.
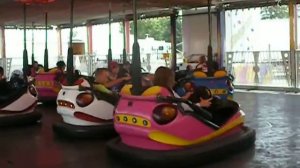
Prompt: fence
<box><xmin>0</xmin><ymin>58</ymin><xmax>13</xmax><ymax>78</ymax></box>
<box><xmin>2</xmin><ymin>51</ymin><xmax>181</xmax><ymax>78</ymax></box>
<box><xmin>226</xmin><ymin>51</ymin><xmax>294</xmax><ymax>88</ymax></box>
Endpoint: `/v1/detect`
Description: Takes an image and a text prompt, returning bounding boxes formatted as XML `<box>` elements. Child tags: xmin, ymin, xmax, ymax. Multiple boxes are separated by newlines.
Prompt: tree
<box><xmin>120</xmin><ymin>17</ymin><xmax>183</xmax><ymax>50</ymax></box>
<box><xmin>260</xmin><ymin>5</ymin><xmax>289</xmax><ymax>20</ymax></box>
<box><xmin>134</xmin><ymin>17</ymin><xmax>171</xmax><ymax>41</ymax></box>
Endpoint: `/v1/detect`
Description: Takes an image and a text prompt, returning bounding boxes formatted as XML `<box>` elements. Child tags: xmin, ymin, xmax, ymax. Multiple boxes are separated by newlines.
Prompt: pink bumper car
<box><xmin>52</xmin><ymin>79</ymin><xmax>118</xmax><ymax>138</ymax></box>
<box><xmin>107</xmin><ymin>86</ymin><xmax>255</xmax><ymax>167</ymax></box>
<box><xmin>35</xmin><ymin>72</ymin><xmax>61</xmax><ymax>102</ymax></box>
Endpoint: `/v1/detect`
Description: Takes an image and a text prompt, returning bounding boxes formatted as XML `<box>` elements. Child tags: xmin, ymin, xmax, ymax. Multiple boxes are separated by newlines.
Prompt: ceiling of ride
<box><xmin>0</xmin><ymin>0</ymin><xmax>294</xmax><ymax>27</ymax></box>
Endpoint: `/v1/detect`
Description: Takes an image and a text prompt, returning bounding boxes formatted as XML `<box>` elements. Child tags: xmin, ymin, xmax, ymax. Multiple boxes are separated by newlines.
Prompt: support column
<box><xmin>131</xmin><ymin>0</ymin><xmax>142</xmax><ymax>95</ymax></box>
<box><xmin>87</xmin><ymin>24</ymin><xmax>93</xmax><ymax>55</ymax></box>
<box><xmin>170</xmin><ymin>11</ymin><xmax>177</xmax><ymax>71</ymax></box>
<box><xmin>23</xmin><ymin>3</ymin><xmax>29</xmax><ymax>72</ymax></box>
<box><xmin>31</xmin><ymin>22</ymin><xmax>35</xmax><ymax>64</ymax></box>
<box><xmin>122</xmin><ymin>20</ymin><xmax>127</xmax><ymax>63</ymax></box>
<box><xmin>67</xmin><ymin>0</ymin><xmax>74</xmax><ymax>84</ymax></box>
<box><xmin>107</xmin><ymin>3</ymin><xmax>112</xmax><ymax>66</ymax></box>
<box><xmin>217</xmin><ymin>8</ymin><xmax>226</xmax><ymax>68</ymax></box>
<box><xmin>0</xmin><ymin>26</ymin><xmax>6</xmax><ymax>59</ymax></box>
<box><xmin>44</xmin><ymin>12</ymin><xmax>49</xmax><ymax>71</ymax></box>
<box><xmin>207</xmin><ymin>0</ymin><xmax>213</xmax><ymax>76</ymax></box>
<box><xmin>57</xmin><ymin>28</ymin><xmax>62</xmax><ymax>57</ymax></box>
<box><xmin>125</xmin><ymin>20</ymin><xmax>130</xmax><ymax>55</ymax></box>
<box><xmin>289</xmin><ymin>0</ymin><xmax>297</xmax><ymax>88</ymax></box>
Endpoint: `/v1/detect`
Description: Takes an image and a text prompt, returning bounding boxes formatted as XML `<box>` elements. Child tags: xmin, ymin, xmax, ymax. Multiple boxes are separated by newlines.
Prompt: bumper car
<box><xmin>175</xmin><ymin>70</ymin><xmax>234</xmax><ymax>100</ymax></box>
<box><xmin>107</xmin><ymin>86</ymin><xmax>255</xmax><ymax>168</ymax></box>
<box><xmin>0</xmin><ymin>82</ymin><xmax>41</xmax><ymax>127</ymax></box>
<box><xmin>34</xmin><ymin>72</ymin><xmax>61</xmax><ymax>102</ymax></box>
<box><xmin>52</xmin><ymin>79</ymin><xmax>118</xmax><ymax>139</ymax></box>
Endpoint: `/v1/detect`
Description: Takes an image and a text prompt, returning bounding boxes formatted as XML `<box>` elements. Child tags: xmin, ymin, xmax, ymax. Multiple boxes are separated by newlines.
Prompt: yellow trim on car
<box><xmin>210</xmin><ymin>89</ymin><xmax>228</xmax><ymax>95</ymax></box>
<box><xmin>148</xmin><ymin>116</ymin><xmax>244</xmax><ymax>146</ymax></box>
<box><xmin>115</xmin><ymin>114</ymin><xmax>151</xmax><ymax>128</ymax></box>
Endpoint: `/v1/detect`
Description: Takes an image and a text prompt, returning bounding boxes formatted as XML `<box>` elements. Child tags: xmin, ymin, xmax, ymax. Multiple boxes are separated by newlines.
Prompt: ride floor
<box><xmin>0</xmin><ymin>91</ymin><xmax>299</xmax><ymax>168</ymax></box>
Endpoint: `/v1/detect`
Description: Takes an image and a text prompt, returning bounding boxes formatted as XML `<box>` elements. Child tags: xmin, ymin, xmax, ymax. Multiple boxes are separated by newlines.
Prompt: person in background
<box><xmin>118</xmin><ymin>61</ymin><xmax>131</xmax><ymax>78</ymax></box>
<box><xmin>153</xmin><ymin>66</ymin><xmax>212</xmax><ymax>107</ymax></box>
<box><xmin>56</xmin><ymin>61</ymin><xmax>66</xmax><ymax>73</ymax></box>
<box><xmin>108</xmin><ymin>61</ymin><xmax>131</xmax><ymax>91</ymax></box>
<box><xmin>0</xmin><ymin>66</ymin><xmax>5</xmax><ymax>81</ymax></box>
<box><xmin>48</xmin><ymin>61</ymin><xmax>66</xmax><ymax>82</ymax></box>
<box><xmin>95</xmin><ymin>66</ymin><xmax>131</xmax><ymax>90</ymax></box>
<box><xmin>9</xmin><ymin>70</ymin><xmax>26</xmax><ymax>89</ymax></box>
<box><xmin>0</xmin><ymin>66</ymin><xmax>9</xmax><ymax>92</ymax></box>
<box><xmin>185</xmin><ymin>64</ymin><xmax>194</xmax><ymax>78</ymax></box>
<box><xmin>93</xmin><ymin>68</ymin><xmax>112</xmax><ymax>94</ymax></box>
<box><xmin>195</xmin><ymin>55</ymin><xmax>208</xmax><ymax>73</ymax></box>
<box><xmin>30</xmin><ymin>61</ymin><xmax>44</xmax><ymax>77</ymax></box>
<box><xmin>108</xmin><ymin>61</ymin><xmax>120</xmax><ymax>81</ymax></box>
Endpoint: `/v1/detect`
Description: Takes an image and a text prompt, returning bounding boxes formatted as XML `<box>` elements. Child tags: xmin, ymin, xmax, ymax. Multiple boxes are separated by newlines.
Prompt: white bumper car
<box><xmin>0</xmin><ymin>82</ymin><xmax>41</xmax><ymax>126</ymax></box>
<box><xmin>52</xmin><ymin>79</ymin><xmax>117</xmax><ymax>138</ymax></box>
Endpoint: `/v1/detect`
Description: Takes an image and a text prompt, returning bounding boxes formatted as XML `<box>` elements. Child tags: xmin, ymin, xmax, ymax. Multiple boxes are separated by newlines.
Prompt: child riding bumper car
<box><xmin>0</xmin><ymin>70</ymin><xmax>41</xmax><ymax>126</ymax></box>
<box><xmin>34</xmin><ymin>61</ymin><xmax>67</xmax><ymax>102</ymax></box>
<box><xmin>175</xmin><ymin>70</ymin><xmax>234</xmax><ymax>100</ymax></box>
<box><xmin>52</xmin><ymin>78</ymin><xmax>118</xmax><ymax>138</ymax></box>
<box><xmin>107</xmin><ymin>85</ymin><xmax>255</xmax><ymax>167</ymax></box>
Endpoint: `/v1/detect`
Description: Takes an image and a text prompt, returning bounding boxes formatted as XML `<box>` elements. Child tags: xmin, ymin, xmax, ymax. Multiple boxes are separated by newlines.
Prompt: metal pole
<box><xmin>289</xmin><ymin>0</ymin><xmax>297</xmax><ymax>89</ymax></box>
<box><xmin>125</xmin><ymin>21</ymin><xmax>130</xmax><ymax>55</ymax></box>
<box><xmin>69</xmin><ymin>1</ymin><xmax>74</xmax><ymax>48</ymax></box>
<box><xmin>44</xmin><ymin>12</ymin><xmax>49</xmax><ymax>71</ymax></box>
<box><xmin>170</xmin><ymin>10</ymin><xmax>177</xmax><ymax>71</ymax></box>
<box><xmin>67</xmin><ymin>0</ymin><xmax>74</xmax><ymax>84</ymax></box>
<box><xmin>0</xmin><ymin>26</ymin><xmax>6</xmax><ymax>77</ymax></box>
<box><xmin>87</xmin><ymin>24</ymin><xmax>93</xmax><ymax>55</ymax></box>
<box><xmin>0</xmin><ymin>26</ymin><xmax>5</xmax><ymax>59</ymax></box>
<box><xmin>107</xmin><ymin>2</ymin><xmax>112</xmax><ymax>66</ymax></box>
<box><xmin>131</xmin><ymin>0</ymin><xmax>142</xmax><ymax>95</ymax></box>
<box><xmin>217</xmin><ymin>8</ymin><xmax>225</xmax><ymax>68</ymax></box>
<box><xmin>57</xmin><ymin>28</ymin><xmax>62</xmax><ymax>56</ymax></box>
<box><xmin>23</xmin><ymin>3</ymin><xmax>28</xmax><ymax>74</ymax></box>
<box><xmin>207</xmin><ymin>0</ymin><xmax>213</xmax><ymax>76</ymax></box>
<box><xmin>31</xmin><ymin>22</ymin><xmax>34</xmax><ymax>64</ymax></box>
<box><xmin>122</xmin><ymin>19</ymin><xmax>127</xmax><ymax>63</ymax></box>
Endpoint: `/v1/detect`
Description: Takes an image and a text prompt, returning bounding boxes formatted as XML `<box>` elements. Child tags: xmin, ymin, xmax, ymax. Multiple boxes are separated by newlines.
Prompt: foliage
<box><xmin>120</xmin><ymin>17</ymin><xmax>183</xmax><ymax>49</ymax></box>
<box><xmin>260</xmin><ymin>5</ymin><xmax>289</xmax><ymax>20</ymax></box>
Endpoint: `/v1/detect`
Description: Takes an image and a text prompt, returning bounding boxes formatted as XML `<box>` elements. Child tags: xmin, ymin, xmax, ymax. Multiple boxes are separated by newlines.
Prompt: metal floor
<box><xmin>0</xmin><ymin>92</ymin><xmax>299</xmax><ymax>168</ymax></box>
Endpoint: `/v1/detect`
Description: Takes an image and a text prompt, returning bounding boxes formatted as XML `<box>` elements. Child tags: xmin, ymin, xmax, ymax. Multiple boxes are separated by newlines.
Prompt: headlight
<box><xmin>152</xmin><ymin>105</ymin><xmax>177</xmax><ymax>125</ymax></box>
<box><xmin>76</xmin><ymin>92</ymin><xmax>94</xmax><ymax>107</ymax></box>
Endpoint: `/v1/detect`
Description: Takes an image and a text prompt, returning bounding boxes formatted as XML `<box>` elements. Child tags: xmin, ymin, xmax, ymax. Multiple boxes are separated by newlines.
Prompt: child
<box><xmin>49</xmin><ymin>61</ymin><xmax>66</xmax><ymax>83</ymax></box>
<box><xmin>107</xmin><ymin>61</ymin><xmax>131</xmax><ymax>91</ymax></box>
<box><xmin>195</xmin><ymin>55</ymin><xmax>208</xmax><ymax>73</ymax></box>
<box><xmin>30</xmin><ymin>61</ymin><xmax>44</xmax><ymax>77</ymax></box>
<box><xmin>93</xmin><ymin>68</ymin><xmax>112</xmax><ymax>94</ymax></box>
<box><xmin>153</xmin><ymin>66</ymin><xmax>211</xmax><ymax>107</ymax></box>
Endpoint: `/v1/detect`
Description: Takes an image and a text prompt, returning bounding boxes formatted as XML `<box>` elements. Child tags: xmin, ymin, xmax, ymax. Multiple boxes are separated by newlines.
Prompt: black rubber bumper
<box><xmin>0</xmin><ymin>110</ymin><xmax>42</xmax><ymax>127</ymax></box>
<box><xmin>52</xmin><ymin>122</ymin><xmax>117</xmax><ymax>139</ymax></box>
<box><xmin>107</xmin><ymin>126</ymin><xmax>256</xmax><ymax>168</ymax></box>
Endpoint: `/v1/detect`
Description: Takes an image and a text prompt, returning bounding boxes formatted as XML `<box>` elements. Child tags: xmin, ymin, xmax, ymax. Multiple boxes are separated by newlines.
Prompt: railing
<box><xmin>73</xmin><ymin>52</ymin><xmax>178</xmax><ymax>75</ymax></box>
<box><xmin>2</xmin><ymin>51</ymin><xmax>182</xmax><ymax>78</ymax></box>
<box><xmin>226</xmin><ymin>51</ymin><xmax>292</xmax><ymax>88</ymax></box>
<box><xmin>0</xmin><ymin>58</ymin><xmax>13</xmax><ymax>78</ymax></box>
